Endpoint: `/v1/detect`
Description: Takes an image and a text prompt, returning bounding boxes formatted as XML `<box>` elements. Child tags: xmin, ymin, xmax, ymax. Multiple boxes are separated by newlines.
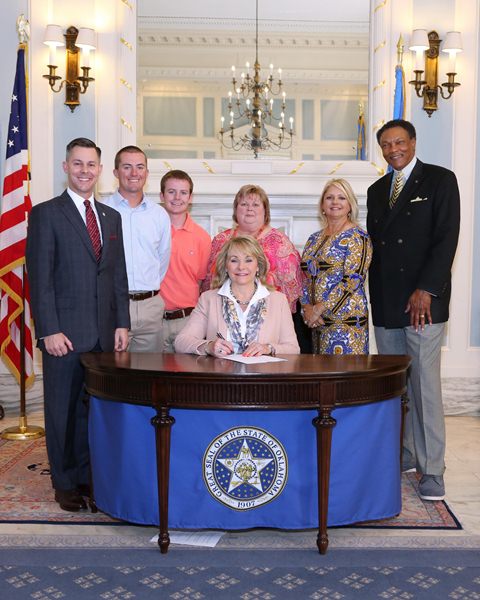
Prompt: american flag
<box><xmin>0</xmin><ymin>45</ymin><xmax>34</xmax><ymax>387</ymax></box>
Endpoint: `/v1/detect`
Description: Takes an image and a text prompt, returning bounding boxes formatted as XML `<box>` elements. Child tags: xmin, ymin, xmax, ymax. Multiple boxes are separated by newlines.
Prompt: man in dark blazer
<box><xmin>367</xmin><ymin>119</ymin><xmax>460</xmax><ymax>502</ymax></box>
<box><xmin>26</xmin><ymin>138</ymin><xmax>130</xmax><ymax>512</ymax></box>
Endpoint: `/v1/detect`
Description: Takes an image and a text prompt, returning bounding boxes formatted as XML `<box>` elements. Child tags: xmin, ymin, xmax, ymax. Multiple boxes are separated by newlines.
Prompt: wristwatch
<box><xmin>266</xmin><ymin>343</ymin><xmax>276</xmax><ymax>357</ymax></box>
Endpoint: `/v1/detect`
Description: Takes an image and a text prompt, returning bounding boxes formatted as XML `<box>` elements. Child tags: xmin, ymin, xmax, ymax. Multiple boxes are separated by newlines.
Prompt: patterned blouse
<box><xmin>301</xmin><ymin>226</ymin><xmax>372</xmax><ymax>355</ymax></box>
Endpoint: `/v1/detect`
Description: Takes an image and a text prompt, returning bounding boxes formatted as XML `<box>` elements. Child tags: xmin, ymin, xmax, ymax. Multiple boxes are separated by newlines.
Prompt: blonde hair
<box><xmin>232</xmin><ymin>184</ymin><xmax>271</xmax><ymax>226</ymax></box>
<box><xmin>211</xmin><ymin>235</ymin><xmax>273</xmax><ymax>290</ymax></box>
<box><xmin>318</xmin><ymin>178</ymin><xmax>359</xmax><ymax>228</ymax></box>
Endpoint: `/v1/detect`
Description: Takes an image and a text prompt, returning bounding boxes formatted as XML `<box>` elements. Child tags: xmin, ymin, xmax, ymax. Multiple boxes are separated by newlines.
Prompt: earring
<box><xmin>322</xmin><ymin>211</ymin><xmax>326</xmax><ymax>215</ymax></box>
<box><xmin>256</xmin><ymin>271</ymin><xmax>260</xmax><ymax>277</ymax></box>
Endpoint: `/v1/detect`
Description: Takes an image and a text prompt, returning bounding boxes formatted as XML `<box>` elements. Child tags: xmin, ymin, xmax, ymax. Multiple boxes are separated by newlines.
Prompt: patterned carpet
<box><xmin>1</xmin><ymin>548</ymin><xmax>479</xmax><ymax>599</ymax></box>
<box><xmin>1</xmin><ymin>440</ymin><xmax>478</xmax><ymax>598</ymax></box>
<box><xmin>0</xmin><ymin>438</ymin><xmax>460</xmax><ymax>530</ymax></box>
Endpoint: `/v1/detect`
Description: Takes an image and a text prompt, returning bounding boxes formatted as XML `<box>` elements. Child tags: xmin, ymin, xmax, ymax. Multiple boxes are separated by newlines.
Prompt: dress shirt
<box><xmin>217</xmin><ymin>279</ymin><xmax>270</xmax><ymax>344</ymax></box>
<box><xmin>390</xmin><ymin>156</ymin><xmax>417</xmax><ymax>195</ymax></box>
<box><xmin>67</xmin><ymin>188</ymin><xmax>103</xmax><ymax>243</ymax></box>
<box><xmin>103</xmin><ymin>191</ymin><xmax>171</xmax><ymax>291</ymax></box>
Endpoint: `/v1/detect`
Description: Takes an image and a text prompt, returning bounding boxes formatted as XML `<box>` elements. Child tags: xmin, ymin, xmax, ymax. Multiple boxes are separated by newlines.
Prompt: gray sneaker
<box><xmin>402</xmin><ymin>460</ymin><xmax>417</xmax><ymax>473</ymax></box>
<box><xmin>419</xmin><ymin>475</ymin><xmax>445</xmax><ymax>501</ymax></box>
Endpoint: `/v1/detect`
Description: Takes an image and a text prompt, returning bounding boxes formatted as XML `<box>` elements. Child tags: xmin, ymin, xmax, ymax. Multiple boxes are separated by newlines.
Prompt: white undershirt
<box><xmin>217</xmin><ymin>279</ymin><xmax>269</xmax><ymax>341</ymax></box>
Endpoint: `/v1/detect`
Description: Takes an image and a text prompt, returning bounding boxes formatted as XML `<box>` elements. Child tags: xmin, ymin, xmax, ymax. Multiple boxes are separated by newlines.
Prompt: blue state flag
<box><xmin>356</xmin><ymin>113</ymin><xmax>366</xmax><ymax>160</ymax></box>
<box><xmin>393</xmin><ymin>64</ymin><xmax>406</xmax><ymax>120</ymax></box>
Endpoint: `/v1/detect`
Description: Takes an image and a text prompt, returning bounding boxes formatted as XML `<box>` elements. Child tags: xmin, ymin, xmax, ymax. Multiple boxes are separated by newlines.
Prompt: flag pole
<box><xmin>1</xmin><ymin>15</ymin><xmax>44</xmax><ymax>440</ymax></box>
<box><xmin>1</xmin><ymin>267</ymin><xmax>43</xmax><ymax>440</ymax></box>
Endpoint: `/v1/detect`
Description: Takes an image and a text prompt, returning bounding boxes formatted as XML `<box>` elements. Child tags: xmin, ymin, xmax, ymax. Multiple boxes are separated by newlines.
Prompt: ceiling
<box><xmin>138</xmin><ymin>0</ymin><xmax>369</xmax><ymax>24</ymax></box>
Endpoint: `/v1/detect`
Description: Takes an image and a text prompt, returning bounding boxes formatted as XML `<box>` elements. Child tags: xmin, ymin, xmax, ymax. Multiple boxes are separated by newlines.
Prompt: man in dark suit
<box><xmin>367</xmin><ymin>119</ymin><xmax>460</xmax><ymax>502</ymax></box>
<box><xmin>26</xmin><ymin>138</ymin><xmax>130</xmax><ymax>511</ymax></box>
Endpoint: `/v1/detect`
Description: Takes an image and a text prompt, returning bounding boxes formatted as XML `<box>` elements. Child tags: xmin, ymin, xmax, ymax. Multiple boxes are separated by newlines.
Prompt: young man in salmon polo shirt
<box><xmin>160</xmin><ymin>170</ymin><xmax>211</xmax><ymax>352</ymax></box>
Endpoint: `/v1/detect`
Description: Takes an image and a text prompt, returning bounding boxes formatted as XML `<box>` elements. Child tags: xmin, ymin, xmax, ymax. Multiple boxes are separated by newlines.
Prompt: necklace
<box><xmin>230</xmin><ymin>282</ymin><xmax>257</xmax><ymax>306</ymax></box>
<box><xmin>234</xmin><ymin>224</ymin><xmax>267</xmax><ymax>240</ymax></box>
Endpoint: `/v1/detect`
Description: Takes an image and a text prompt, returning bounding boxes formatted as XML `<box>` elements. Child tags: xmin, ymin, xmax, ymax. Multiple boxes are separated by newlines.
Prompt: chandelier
<box><xmin>218</xmin><ymin>0</ymin><xmax>294</xmax><ymax>159</ymax></box>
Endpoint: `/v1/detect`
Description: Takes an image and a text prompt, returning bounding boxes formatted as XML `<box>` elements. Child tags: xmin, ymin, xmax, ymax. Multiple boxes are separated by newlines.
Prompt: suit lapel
<box><xmin>382</xmin><ymin>160</ymin><xmax>424</xmax><ymax>231</ymax></box>
<box><xmin>58</xmin><ymin>190</ymin><xmax>97</xmax><ymax>262</ymax></box>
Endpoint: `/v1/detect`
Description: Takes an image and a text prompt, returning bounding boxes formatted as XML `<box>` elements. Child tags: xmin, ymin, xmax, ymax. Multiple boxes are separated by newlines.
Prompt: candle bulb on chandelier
<box><xmin>289</xmin><ymin>116</ymin><xmax>294</xmax><ymax>131</ymax></box>
<box><xmin>269</xmin><ymin>63</ymin><xmax>274</xmax><ymax>76</ymax></box>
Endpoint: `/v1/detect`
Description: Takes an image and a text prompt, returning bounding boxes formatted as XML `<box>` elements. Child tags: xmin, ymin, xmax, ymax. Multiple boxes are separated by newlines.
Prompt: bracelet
<box><xmin>266</xmin><ymin>343</ymin><xmax>276</xmax><ymax>357</ymax></box>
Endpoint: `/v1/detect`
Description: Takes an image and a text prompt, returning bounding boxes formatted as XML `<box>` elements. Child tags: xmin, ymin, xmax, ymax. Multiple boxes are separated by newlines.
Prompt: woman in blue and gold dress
<box><xmin>301</xmin><ymin>178</ymin><xmax>372</xmax><ymax>355</ymax></box>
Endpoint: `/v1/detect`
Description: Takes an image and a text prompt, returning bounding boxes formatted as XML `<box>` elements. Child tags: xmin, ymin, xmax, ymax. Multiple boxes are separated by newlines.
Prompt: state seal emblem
<box><xmin>203</xmin><ymin>426</ymin><xmax>288</xmax><ymax>510</ymax></box>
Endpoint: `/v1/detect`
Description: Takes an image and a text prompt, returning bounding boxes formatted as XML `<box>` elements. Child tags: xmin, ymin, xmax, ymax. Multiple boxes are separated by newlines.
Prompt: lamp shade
<box><xmin>409</xmin><ymin>29</ymin><xmax>429</xmax><ymax>51</ymax></box>
<box><xmin>75</xmin><ymin>28</ymin><xmax>96</xmax><ymax>50</ymax></box>
<box><xmin>44</xmin><ymin>24</ymin><xmax>64</xmax><ymax>47</ymax></box>
<box><xmin>443</xmin><ymin>31</ymin><xmax>463</xmax><ymax>53</ymax></box>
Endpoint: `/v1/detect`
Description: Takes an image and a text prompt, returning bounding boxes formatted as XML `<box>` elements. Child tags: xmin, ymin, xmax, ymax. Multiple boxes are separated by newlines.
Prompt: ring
<box><xmin>218</xmin><ymin>349</ymin><xmax>223</xmax><ymax>354</ymax></box>
<box><xmin>420</xmin><ymin>314</ymin><xmax>425</xmax><ymax>318</ymax></box>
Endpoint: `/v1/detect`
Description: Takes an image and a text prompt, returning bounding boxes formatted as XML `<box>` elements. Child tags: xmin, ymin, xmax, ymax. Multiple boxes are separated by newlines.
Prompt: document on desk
<box><xmin>221</xmin><ymin>354</ymin><xmax>287</xmax><ymax>364</ymax></box>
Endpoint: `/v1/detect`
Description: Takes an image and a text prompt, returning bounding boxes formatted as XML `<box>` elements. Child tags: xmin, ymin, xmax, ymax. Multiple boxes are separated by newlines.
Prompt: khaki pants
<box><xmin>162</xmin><ymin>315</ymin><xmax>190</xmax><ymax>353</ymax></box>
<box><xmin>128</xmin><ymin>293</ymin><xmax>165</xmax><ymax>352</ymax></box>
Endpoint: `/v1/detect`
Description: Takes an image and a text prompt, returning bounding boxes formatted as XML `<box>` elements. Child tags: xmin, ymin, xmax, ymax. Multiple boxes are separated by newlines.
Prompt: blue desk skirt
<box><xmin>89</xmin><ymin>397</ymin><xmax>401</xmax><ymax>529</ymax></box>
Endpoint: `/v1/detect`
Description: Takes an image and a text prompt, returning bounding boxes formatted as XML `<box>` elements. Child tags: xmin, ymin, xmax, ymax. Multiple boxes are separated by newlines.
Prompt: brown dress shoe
<box><xmin>54</xmin><ymin>489</ymin><xmax>87</xmax><ymax>512</ymax></box>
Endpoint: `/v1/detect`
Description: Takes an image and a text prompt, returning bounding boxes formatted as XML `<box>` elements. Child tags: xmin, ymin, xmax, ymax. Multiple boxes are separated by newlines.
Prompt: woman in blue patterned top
<box><xmin>300</xmin><ymin>179</ymin><xmax>372</xmax><ymax>355</ymax></box>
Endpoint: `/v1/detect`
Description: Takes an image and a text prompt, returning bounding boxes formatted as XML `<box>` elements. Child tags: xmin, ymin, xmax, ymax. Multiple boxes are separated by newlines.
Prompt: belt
<box><xmin>163</xmin><ymin>307</ymin><xmax>194</xmax><ymax>320</ymax></box>
<box><xmin>129</xmin><ymin>290</ymin><xmax>159</xmax><ymax>301</ymax></box>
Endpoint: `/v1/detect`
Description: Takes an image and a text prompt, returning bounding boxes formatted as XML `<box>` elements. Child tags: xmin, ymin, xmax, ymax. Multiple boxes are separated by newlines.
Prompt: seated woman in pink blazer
<box><xmin>174</xmin><ymin>236</ymin><xmax>300</xmax><ymax>357</ymax></box>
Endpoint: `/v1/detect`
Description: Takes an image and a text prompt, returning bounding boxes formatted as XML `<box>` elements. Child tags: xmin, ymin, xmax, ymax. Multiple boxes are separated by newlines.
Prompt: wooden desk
<box><xmin>82</xmin><ymin>352</ymin><xmax>410</xmax><ymax>554</ymax></box>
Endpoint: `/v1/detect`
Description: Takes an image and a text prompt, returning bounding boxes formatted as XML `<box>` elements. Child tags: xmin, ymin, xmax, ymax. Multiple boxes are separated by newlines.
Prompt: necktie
<box><xmin>84</xmin><ymin>199</ymin><xmax>102</xmax><ymax>262</ymax></box>
<box><xmin>389</xmin><ymin>170</ymin><xmax>404</xmax><ymax>208</ymax></box>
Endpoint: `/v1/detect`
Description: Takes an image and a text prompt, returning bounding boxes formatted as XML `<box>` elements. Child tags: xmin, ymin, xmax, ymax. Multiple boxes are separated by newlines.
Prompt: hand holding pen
<box><xmin>210</xmin><ymin>331</ymin><xmax>234</xmax><ymax>356</ymax></box>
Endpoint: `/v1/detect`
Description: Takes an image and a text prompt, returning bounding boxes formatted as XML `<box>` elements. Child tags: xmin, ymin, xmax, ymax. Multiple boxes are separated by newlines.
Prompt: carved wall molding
<box><xmin>138</xmin><ymin>16</ymin><xmax>369</xmax><ymax>36</ymax></box>
<box><xmin>138</xmin><ymin>66</ymin><xmax>368</xmax><ymax>84</ymax></box>
<box><xmin>138</xmin><ymin>31</ymin><xmax>369</xmax><ymax>51</ymax></box>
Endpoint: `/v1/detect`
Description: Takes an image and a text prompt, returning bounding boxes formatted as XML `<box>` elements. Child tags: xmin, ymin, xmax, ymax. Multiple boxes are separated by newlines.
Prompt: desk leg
<box><xmin>400</xmin><ymin>393</ymin><xmax>409</xmax><ymax>470</ymax></box>
<box><xmin>313</xmin><ymin>409</ymin><xmax>336</xmax><ymax>555</ymax></box>
<box><xmin>152</xmin><ymin>407</ymin><xmax>175</xmax><ymax>554</ymax></box>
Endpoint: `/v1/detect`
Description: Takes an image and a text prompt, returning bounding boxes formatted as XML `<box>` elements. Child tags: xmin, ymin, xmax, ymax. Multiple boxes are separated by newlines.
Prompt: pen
<box><xmin>216</xmin><ymin>332</ymin><xmax>226</xmax><ymax>340</ymax></box>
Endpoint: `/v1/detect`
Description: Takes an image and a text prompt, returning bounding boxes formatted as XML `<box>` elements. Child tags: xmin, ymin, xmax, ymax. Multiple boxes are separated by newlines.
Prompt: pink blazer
<box><xmin>174</xmin><ymin>289</ymin><xmax>300</xmax><ymax>355</ymax></box>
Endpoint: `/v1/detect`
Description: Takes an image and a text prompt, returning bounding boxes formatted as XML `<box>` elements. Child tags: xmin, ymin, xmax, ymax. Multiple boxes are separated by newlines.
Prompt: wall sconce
<box><xmin>43</xmin><ymin>25</ymin><xmax>96</xmax><ymax>112</ymax></box>
<box><xmin>408</xmin><ymin>29</ymin><xmax>462</xmax><ymax>117</ymax></box>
